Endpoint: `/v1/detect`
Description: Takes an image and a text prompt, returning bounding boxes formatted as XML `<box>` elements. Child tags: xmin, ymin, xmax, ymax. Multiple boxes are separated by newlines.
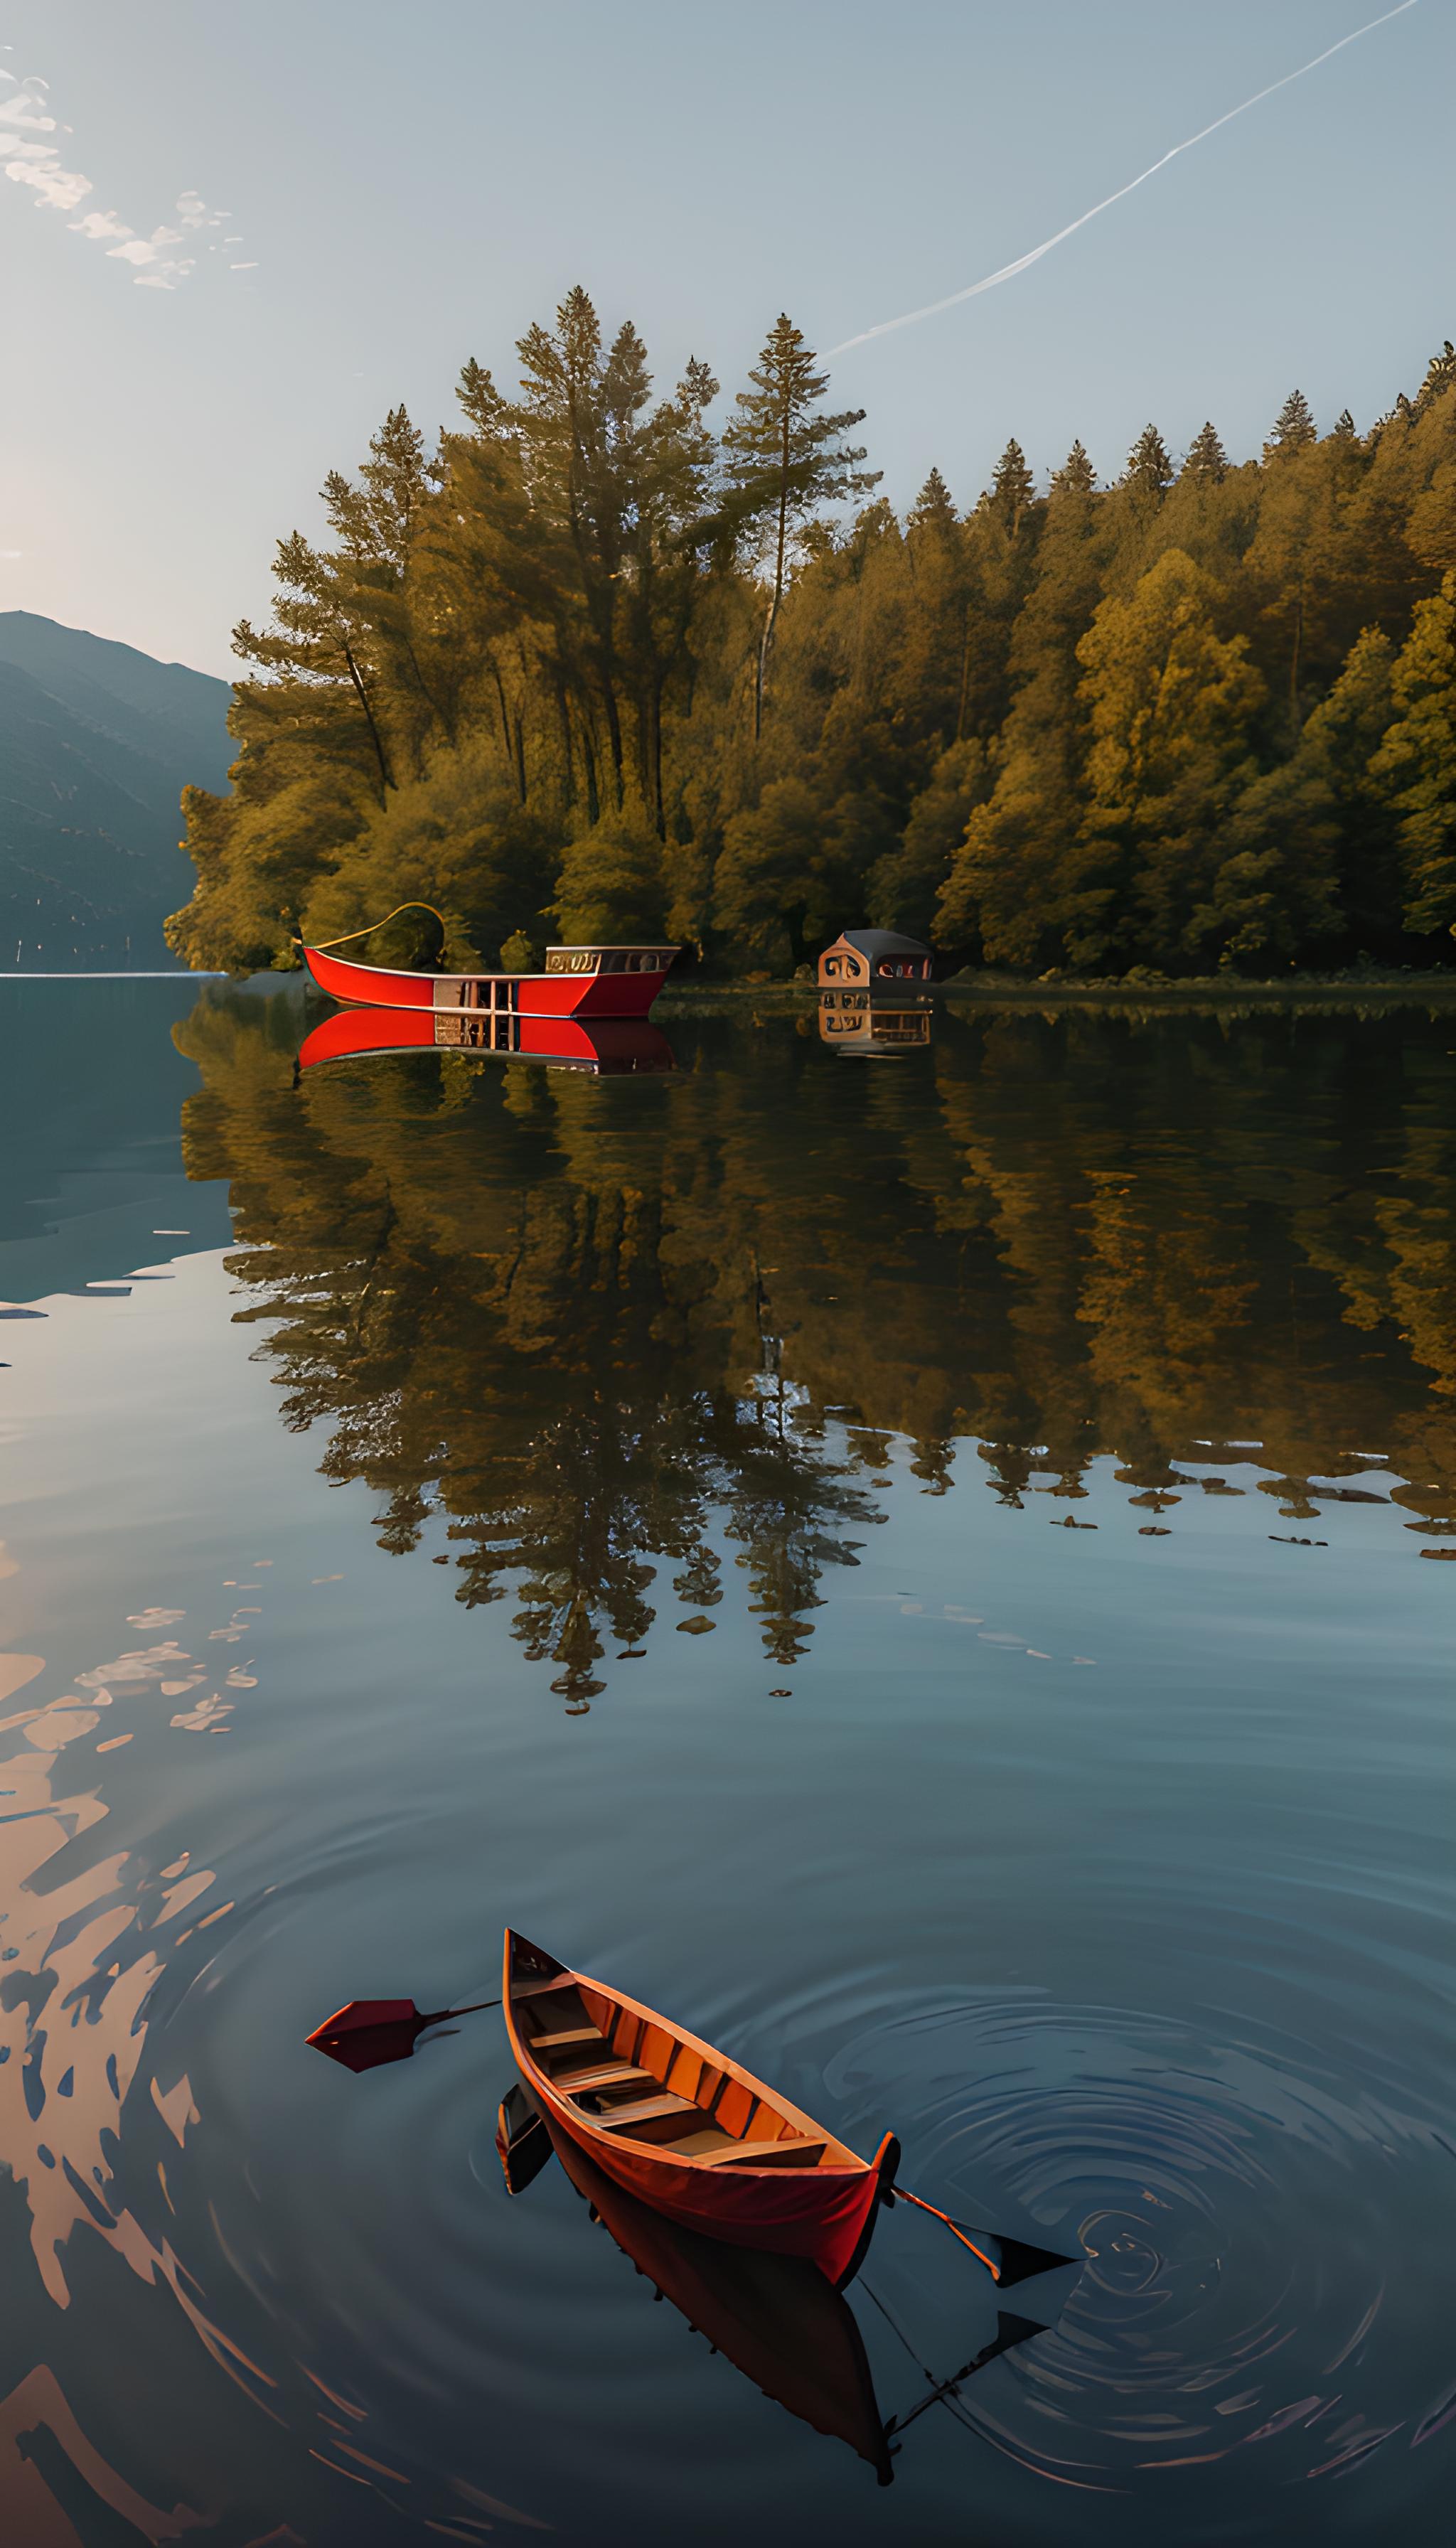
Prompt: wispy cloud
<box><xmin>0</xmin><ymin>68</ymin><xmax>254</xmax><ymax>290</ymax></box>
<box><xmin>828</xmin><ymin>0</ymin><xmax>1419</xmax><ymax>355</ymax></box>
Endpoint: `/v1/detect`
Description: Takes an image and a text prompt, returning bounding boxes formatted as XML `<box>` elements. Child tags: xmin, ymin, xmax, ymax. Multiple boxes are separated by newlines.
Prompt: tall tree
<box><xmin>1265</xmin><ymin>390</ymin><xmax>1317</xmax><ymax>460</ymax></box>
<box><xmin>1374</xmin><ymin>570</ymin><xmax>1456</xmax><ymax>933</ymax></box>
<box><xmin>1123</xmin><ymin>424</ymin><xmax>1174</xmax><ymax>498</ymax></box>
<box><xmin>722</xmin><ymin>314</ymin><xmax>879</xmax><ymax>737</ymax></box>
<box><xmin>1182</xmin><ymin>422</ymin><xmax>1228</xmax><ymax>485</ymax></box>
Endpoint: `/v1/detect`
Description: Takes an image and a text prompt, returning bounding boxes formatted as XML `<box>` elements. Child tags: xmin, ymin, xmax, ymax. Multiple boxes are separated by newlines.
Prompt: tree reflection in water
<box><xmin>173</xmin><ymin>992</ymin><xmax>1456</xmax><ymax>1706</ymax></box>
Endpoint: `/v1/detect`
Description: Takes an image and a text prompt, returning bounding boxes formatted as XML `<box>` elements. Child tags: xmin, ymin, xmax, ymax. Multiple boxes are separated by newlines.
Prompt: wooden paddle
<box><xmin>306</xmin><ymin>1994</ymin><xmax>500</xmax><ymax>2072</ymax></box>
<box><xmin>892</xmin><ymin>2186</ymin><xmax>1076</xmax><ymax>2285</ymax></box>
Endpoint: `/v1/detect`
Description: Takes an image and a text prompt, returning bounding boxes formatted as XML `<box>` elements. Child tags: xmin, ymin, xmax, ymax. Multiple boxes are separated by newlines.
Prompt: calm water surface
<box><xmin>1</xmin><ymin>978</ymin><xmax>1453</xmax><ymax>2544</ymax></box>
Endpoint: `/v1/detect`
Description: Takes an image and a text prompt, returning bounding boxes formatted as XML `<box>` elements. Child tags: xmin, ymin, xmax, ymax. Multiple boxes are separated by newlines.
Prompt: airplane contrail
<box><xmin>828</xmin><ymin>2</ymin><xmax>1419</xmax><ymax>357</ymax></box>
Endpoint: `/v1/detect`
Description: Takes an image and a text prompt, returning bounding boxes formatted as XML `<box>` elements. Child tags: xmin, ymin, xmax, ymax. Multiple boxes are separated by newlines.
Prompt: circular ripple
<box><xmin>821</xmin><ymin>1993</ymin><xmax>1455</xmax><ymax>2510</ymax></box>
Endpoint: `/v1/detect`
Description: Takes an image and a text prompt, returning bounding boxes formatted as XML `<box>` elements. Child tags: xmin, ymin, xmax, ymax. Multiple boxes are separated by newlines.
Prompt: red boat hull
<box><xmin>303</xmin><ymin>945</ymin><xmax>674</xmax><ymax>1017</ymax></box>
<box><xmin>502</xmin><ymin>1932</ymin><xmax>897</xmax><ymax>2290</ymax></box>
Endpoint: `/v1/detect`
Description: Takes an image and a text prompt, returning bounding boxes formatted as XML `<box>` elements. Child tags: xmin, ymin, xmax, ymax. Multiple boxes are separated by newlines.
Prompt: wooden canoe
<box><xmin>502</xmin><ymin>1930</ymin><xmax>899</xmax><ymax>2290</ymax></box>
<box><xmin>303</xmin><ymin>943</ymin><xmax>678</xmax><ymax>1019</ymax></box>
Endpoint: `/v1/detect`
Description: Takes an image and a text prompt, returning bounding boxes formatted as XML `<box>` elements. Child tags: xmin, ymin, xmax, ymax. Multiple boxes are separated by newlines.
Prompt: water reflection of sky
<box><xmin>1</xmin><ymin>983</ymin><xmax>1453</xmax><ymax>2543</ymax></box>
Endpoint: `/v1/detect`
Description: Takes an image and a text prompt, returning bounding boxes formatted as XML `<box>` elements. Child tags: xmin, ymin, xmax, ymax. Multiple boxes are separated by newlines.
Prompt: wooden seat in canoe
<box><xmin>503</xmin><ymin>1929</ymin><xmax>900</xmax><ymax>2289</ymax></box>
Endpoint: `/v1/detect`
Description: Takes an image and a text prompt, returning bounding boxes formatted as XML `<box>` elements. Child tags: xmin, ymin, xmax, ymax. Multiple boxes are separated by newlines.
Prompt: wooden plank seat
<box><xmin>527</xmin><ymin>2023</ymin><xmax>604</xmax><ymax>2053</ymax></box>
<box><xmin>556</xmin><ymin>2060</ymin><xmax>656</xmax><ymax>2094</ymax></box>
<box><xmin>594</xmin><ymin>2092</ymin><xmax>703</xmax><ymax>2131</ymax></box>
<box><xmin>696</xmin><ymin>2137</ymin><xmax>829</xmax><ymax>2168</ymax></box>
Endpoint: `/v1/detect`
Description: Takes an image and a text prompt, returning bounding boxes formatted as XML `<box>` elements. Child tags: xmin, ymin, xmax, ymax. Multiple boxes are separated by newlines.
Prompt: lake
<box><xmin>1</xmin><ymin>975</ymin><xmax>1453</xmax><ymax>2544</ymax></box>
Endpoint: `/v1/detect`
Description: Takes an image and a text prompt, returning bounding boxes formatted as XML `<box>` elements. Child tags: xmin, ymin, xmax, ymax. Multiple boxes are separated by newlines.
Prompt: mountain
<box><xmin>0</xmin><ymin>611</ymin><xmax>233</xmax><ymax>969</ymax></box>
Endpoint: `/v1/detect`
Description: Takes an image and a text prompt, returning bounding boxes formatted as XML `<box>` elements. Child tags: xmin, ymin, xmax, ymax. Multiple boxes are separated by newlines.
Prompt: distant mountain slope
<box><xmin>0</xmin><ymin>611</ymin><xmax>232</xmax><ymax>968</ymax></box>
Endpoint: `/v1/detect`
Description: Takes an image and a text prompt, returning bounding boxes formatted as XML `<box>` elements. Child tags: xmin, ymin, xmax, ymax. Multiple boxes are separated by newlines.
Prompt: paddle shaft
<box><xmin>893</xmin><ymin>2186</ymin><xmax>1000</xmax><ymax>2278</ymax></box>
<box><xmin>422</xmin><ymin>1995</ymin><xmax>501</xmax><ymax>2026</ymax></box>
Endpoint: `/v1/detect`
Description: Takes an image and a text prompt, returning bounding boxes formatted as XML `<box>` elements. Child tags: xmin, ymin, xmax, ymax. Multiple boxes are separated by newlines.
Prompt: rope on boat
<box><xmin>295</xmin><ymin>901</ymin><xmax>448</xmax><ymax>952</ymax></box>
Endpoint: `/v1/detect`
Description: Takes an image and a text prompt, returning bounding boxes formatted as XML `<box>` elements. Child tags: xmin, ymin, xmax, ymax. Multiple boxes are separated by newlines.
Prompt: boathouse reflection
<box><xmin>818</xmin><ymin>993</ymin><xmax>933</xmax><ymax>1053</ymax></box>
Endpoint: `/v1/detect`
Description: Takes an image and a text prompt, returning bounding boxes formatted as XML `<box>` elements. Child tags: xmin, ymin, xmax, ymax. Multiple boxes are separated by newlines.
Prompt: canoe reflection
<box><xmin>542</xmin><ymin>2113</ymin><xmax>897</xmax><ymax>2484</ymax></box>
<box><xmin>299</xmin><ymin>1005</ymin><xmax>677</xmax><ymax>1076</ymax></box>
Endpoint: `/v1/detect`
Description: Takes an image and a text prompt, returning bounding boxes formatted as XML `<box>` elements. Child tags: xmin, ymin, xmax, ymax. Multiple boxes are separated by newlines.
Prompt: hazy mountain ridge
<box><xmin>0</xmin><ymin>611</ymin><xmax>232</xmax><ymax>968</ymax></box>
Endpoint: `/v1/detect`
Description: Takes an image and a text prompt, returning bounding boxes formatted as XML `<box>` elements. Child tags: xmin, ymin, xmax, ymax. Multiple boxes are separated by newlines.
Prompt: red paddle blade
<box><xmin>306</xmin><ymin>1998</ymin><xmax>427</xmax><ymax>2072</ymax></box>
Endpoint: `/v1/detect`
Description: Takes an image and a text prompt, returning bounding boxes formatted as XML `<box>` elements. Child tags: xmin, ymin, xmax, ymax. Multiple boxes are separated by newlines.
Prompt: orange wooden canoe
<box><xmin>502</xmin><ymin>1930</ymin><xmax>899</xmax><ymax>2290</ymax></box>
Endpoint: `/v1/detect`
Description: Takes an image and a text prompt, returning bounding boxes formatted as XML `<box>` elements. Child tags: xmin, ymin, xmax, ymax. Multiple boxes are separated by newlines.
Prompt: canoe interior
<box><xmin>508</xmin><ymin>1936</ymin><xmax>860</xmax><ymax>2173</ymax></box>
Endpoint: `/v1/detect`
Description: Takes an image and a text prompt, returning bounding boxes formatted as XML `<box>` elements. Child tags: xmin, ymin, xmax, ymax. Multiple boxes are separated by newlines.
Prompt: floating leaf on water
<box><xmin>676</xmin><ymin>1615</ymin><xmax>715</xmax><ymax>1634</ymax></box>
<box><xmin>1138</xmin><ymin>1526</ymin><xmax>1172</xmax><ymax>1538</ymax></box>
<box><xmin>0</xmin><ymin>1655</ymin><xmax>45</xmax><ymax>1704</ymax></box>
<box><xmin>311</xmin><ymin>1575</ymin><xmax>344</xmax><ymax>1585</ymax></box>
<box><xmin>1419</xmin><ymin>1548</ymin><xmax>1456</xmax><ymax>1560</ymax></box>
<box><xmin>96</xmin><ymin>1734</ymin><xmax>132</xmax><ymax>1752</ymax></box>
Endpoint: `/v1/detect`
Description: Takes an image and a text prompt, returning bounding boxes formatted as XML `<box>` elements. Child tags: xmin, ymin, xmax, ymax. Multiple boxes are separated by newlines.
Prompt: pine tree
<box><xmin>1265</xmin><ymin>390</ymin><xmax>1317</xmax><ymax>461</ymax></box>
<box><xmin>1123</xmin><ymin>424</ymin><xmax>1173</xmax><ymax>497</ymax></box>
<box><xmin>907</xmin><ymin>466</ymin><xmax>958</xmax><ymax>535</ymax></box>
<box><xmin>722</xmin><ymin>315</ymin><xmax>880</xmax><ymax>737</ymax></box>
<box><xmin>989</xmin><ymin>439</ymin><xmax>1037</xmax><ymax>535</ymax></box>
<box><xmin>1331</xmin><ymin>409</ymin><xmax>1358</xmax><ymax>444</ymax></box>
<box><xmin>1415</xmin><ymin>341</ymin><xmax>1456</xmax><ymax>414</ymax></box>
<box><xmin>1051</xmin><ymin>441</ymin><xmax>1096</xmax><ymax>497</ymax></box>
<box><xmin>1182</xmin><ymin>422</ymin><xmax>1228</xmax><ymax>486</ymax></box>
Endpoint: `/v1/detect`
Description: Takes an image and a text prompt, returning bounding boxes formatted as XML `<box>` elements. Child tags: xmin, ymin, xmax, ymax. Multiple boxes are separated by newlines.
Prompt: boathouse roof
<box><xmin>832</xmin><ymin>928</ymin><xmax>931</xmax><ymax>959</ymax></box>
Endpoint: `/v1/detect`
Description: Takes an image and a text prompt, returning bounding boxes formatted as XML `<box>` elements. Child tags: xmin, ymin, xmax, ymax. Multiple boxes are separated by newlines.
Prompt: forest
<box><xmin>167</xmin><ymin>291</ymin><xmax>1456</xmax><ymax>981</ymax></box>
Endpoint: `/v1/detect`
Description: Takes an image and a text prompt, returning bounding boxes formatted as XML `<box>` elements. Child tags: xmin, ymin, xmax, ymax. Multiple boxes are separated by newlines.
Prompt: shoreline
<box><xmin>659</xmin><ymin>970</ymin><xmax>1456</xmax><ymax>1017</ymax></box>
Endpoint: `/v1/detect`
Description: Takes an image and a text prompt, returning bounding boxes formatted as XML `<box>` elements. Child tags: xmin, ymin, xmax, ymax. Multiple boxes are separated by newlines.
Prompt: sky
<box><xmin>1</xmin><ymin>0</ymin><xmax>1452</xmax><ymax>678</ymax></box>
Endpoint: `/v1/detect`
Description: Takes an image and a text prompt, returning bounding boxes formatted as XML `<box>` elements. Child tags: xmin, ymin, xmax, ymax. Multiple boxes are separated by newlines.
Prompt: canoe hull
<box><xmin>303</xmin><ymin>946</ymin><xmax>674</xmax><ymax>1017</ymax></box>
<box><xmin>548</xmin><ymin>2121</ymin><xmax>894</xmax><ymax>2481</ymax></box>
<box><xmin>502</xmin><ymin>1931</ymin><xmax>897</xmax><ymax>2290</ymax></box>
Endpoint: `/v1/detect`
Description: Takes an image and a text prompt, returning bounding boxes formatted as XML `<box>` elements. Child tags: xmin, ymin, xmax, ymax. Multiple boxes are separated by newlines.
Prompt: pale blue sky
<box><xmin>2</xmin><ymin>0</ymin><xmax>1450</xmax><ymax>675</ymax></box>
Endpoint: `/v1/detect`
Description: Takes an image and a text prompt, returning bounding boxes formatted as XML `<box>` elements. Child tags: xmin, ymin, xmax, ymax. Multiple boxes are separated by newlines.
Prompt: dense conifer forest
<box><xmin>168</xmin><ymin>291</ymin><xmax>1456</xmax><ymax>980</ymax></box>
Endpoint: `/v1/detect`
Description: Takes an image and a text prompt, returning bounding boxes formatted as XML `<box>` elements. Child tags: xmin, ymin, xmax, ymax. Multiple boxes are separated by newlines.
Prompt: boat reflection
<box><xmin>541</xmin><ymin>2114</ymin><xmax>896</xmax><ymax>2484</ymax></box>
<box><xmin>299</xmin><ymin>1005</ymin><xmax>677</xmax><ymax>1076</ymax></box>
<box><xmin>505</xmin><ymin>2105</ymin><xmax>1059</xmax><ymax>2487</ymax></box>
<box><xmin>818</xmin><ymin>992</ymin><xmax>932</xmax><ymax>1054</ymax></box>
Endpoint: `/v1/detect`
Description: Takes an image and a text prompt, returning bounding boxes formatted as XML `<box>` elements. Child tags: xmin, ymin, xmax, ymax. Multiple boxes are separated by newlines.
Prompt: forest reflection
<box><xmin>175</xmin><ymin>994</ymin><xmax>1456</xmax><ymax>1706</ymax></box>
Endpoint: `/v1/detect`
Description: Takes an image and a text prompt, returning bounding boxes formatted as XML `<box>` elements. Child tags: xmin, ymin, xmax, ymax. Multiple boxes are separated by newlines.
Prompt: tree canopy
<box><xmin>168</xmin><ymin>301</ymin><xmax>1456</xmax><ymax>981</ymax></box>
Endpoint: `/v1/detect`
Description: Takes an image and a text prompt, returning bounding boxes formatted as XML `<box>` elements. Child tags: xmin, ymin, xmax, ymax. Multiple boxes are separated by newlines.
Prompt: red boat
<box><xmin>502</xmin><ymin>1930</ymin><xmax>900</xmax><ymax>2290</ymax></box>
<box><xmin>303</xmin><ymin>941</ymin><xmax>678</xmax><ymax>1019</ymax></box>
<box><xmin>298</xmin><ymin>1007</ymin><xmax>676</xmax><ymax>1076</ymax></box>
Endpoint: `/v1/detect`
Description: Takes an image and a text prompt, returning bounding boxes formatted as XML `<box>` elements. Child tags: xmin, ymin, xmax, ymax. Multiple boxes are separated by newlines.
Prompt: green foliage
<box><xmin>714</xmin><ymin>777</ymin><xmax>848</xmax><ymax>967</ymax></box>
<box><xmin>171</xmin><ymin>310</ymin><xmax>1456</xmax><ymax>980</ymax></box>
<box><xmin>552</xmin><ymin>806</ymin><xmax>668</xmax><ymax>943</ymax></box>
<box><xmin>1375</xmin><ymin>572</ymin><xmax>1456</xmax><ymax>932</ymax></box>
